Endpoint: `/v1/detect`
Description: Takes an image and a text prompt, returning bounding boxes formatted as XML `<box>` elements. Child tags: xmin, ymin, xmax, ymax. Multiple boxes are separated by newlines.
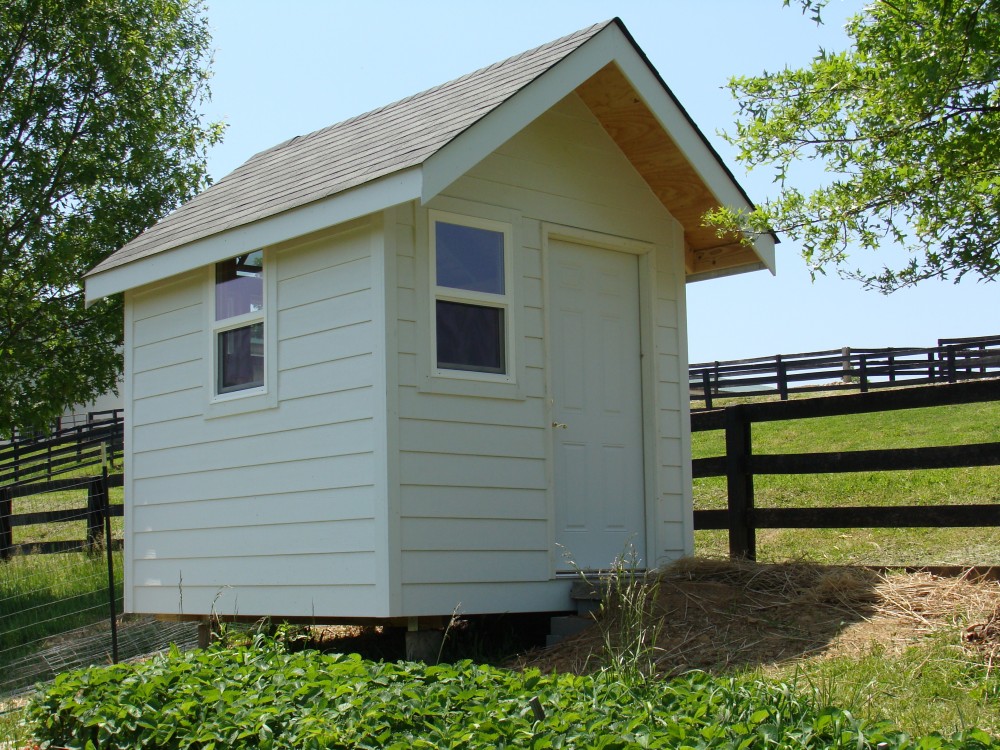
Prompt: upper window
<box><xmin>213</xmin><ymin>250</ymin><xmax>265</xmax><ymax>395</ymax></box>
<box><xmin>431</xmin><ymin>215</ymin><xmax>512</xmax><ymax>376</ymax></box>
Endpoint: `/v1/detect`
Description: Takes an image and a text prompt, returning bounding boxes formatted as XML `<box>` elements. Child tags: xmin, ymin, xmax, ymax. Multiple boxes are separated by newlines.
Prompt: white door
<box><xmin>550</xmin><ymin>239</ymin><xmax>645</xmax><ymax>572</ymax></box>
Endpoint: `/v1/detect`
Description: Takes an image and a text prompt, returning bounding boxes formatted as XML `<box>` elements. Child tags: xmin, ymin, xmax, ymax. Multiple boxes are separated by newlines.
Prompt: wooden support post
<box><xmin>776</xmin><ymin>355</ymin><xmax>788</xmax><ymax>400</ymax></box>
<box><xmin>887</xmin><ymin>351</ymin><xmax>896</xmax><ymax>383</ymax></box>
<box><xmin>701</xmin><ymin>370</ymin><xmax>713</xmax><ymax>410</ymax></box>
<box><xmin>859</xmin><ymin>355</ymin><xmax>869</xmax><ymax>393</ymax></box>
<box><xmin>0</xmin><ymin>486</ymin><xmax>13</xmax><ymax>561</ymax></box>
<box><xmin>927</xmin><ymin>351</ymin><xmax>936</xmax><ymax>382</ymax></box>
<box><xmin>724</xmin><ymin>405</ymin><xmax>755</xmax><ymax>560</ymax></box>
<box><xmin>947</xmin><ymin>346</ymin><xmax>957</xmax><ymax>382</ymax></box>
<box><xmin>841</xmin><ymin>346</ymin><xmax>852</xmax><ymax>383</ymax></box>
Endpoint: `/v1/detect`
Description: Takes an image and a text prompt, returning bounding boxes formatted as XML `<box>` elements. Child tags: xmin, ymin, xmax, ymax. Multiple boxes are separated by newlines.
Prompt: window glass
<box><xmin>216</xmin><ymin>250</ymin><xmax>263</xmax><ymax>321</ymax></box>
<box><xmin>436</xmin><ymin>300</ymin><xmax>504</xmax><ymax>374</ymax></box>
<box><xmin>435</xmin><ymin>222</ymin><xmax>504</xmax><ymax>294</ymax></box>
<box><xmin>217</xmin><ymin>323</ymin><xmax>264</xmax><ymax>393</ymax></box>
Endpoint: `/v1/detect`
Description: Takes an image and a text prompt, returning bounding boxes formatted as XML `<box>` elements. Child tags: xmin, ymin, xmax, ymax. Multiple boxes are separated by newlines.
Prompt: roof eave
<box><xmin>85</xmin><ymin>167</ymin><xmax>423</xmax><ymax>303</ymax></box>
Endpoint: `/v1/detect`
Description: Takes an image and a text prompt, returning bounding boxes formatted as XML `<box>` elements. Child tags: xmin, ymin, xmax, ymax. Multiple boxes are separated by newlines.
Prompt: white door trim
<box><xmin>541</xmin><ymin>223</ymin><xmax>660</xmax><ymax>575</ymax></box>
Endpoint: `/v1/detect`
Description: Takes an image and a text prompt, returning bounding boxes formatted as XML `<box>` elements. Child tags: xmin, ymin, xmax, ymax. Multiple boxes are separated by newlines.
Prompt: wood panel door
<box><xmin>550</xmin><ymin>239</ymin><xmax>645</xmax><ymax>572</ymax></box>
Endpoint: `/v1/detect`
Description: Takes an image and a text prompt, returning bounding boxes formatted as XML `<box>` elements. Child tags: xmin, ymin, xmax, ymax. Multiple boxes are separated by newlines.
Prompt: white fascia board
<box><xmin>686</xmin><ymin>262</ymin><xmax>768</xmax><ymax>284</ymax></box>
<box><xmin>421</xmin><ymin>25</ymin><xmax>628</xmax><ymax>204</ymax></box>
<box><xmin>752</xmin><ymin>234</ymin><xmax>777</xmax><ymax>275</ymax></box>
<box><xmin>86</xmin><ymin>168</ymin><xmax>423</xmax><ymax>303</ymax></box>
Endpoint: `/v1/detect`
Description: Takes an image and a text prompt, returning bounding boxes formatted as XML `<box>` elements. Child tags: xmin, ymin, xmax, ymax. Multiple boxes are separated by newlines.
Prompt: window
<box><xmin>431</xmin><ymin>215</ymin><xmax>512</xmax><ymax>376</ymax></box>
<box><xmin>213</xmin><ymin>250</ymin><xmax>265</xmax><ymax>395</ymax></box>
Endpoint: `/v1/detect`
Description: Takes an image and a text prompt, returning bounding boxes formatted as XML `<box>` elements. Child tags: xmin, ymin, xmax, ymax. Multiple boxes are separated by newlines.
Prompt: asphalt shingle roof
<box><xmin>89</xmin><ymin>21</ymin><xmax>612</xmax><ymax>276</ymax></box>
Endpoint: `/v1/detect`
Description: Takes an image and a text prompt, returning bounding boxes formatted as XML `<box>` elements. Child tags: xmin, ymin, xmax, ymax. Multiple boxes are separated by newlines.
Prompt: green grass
<box><xmin>693</xmin><ymin>400</ymin><xmax>1000</xmax><ymax>564</ymax></box>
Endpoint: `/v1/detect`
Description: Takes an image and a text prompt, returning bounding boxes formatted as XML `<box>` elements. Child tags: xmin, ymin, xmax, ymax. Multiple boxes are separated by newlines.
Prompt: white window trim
<box><xmin>427</xmin><ymin>208</ymin><xmax>518</xmax><ymax>389</ymax></box>
<box><xmin>204</xmin><ymin>248</ymin><xmax>278</xmax><ymax>419</ymax></box>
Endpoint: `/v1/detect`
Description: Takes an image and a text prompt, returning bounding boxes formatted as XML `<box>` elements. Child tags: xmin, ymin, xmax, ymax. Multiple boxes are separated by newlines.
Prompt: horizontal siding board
<box><xmin>134</xmin><ymin>518</ymin><xmax>376</xmax><ymax>559</ymax></box>
<box><xmin>132</xmin><ymin>304</ymin><xmax>202</xmax><ymax>348</ymax></box>
<box><xmin>278</xmin><ymin>289</ymin><xmax>371</xmax><ymax>340</ymax></box>
<box><xmin>132</xmin><ymin>584</ymin><xmax>381</xmax><ymax>618</ymax></box>
<box><xmin>401</xmin><ymin>518</ymin><xmax>547</xmax><ymax>551</ymax></box>
<box><xmin>400</xmin><ymin>486</ymin><xmax>547</xmax><ymax>520</ymax></box>
<box><xmin>275</xmin><ymin>226</ymin><xmax>371</xmax><ymax>282</ymax></box>
<box><xmin>133</xmin><ymin>387</ymin><xmax>204</xmax><ymax>426</ymax></box>
<box><xmin>398</xmin><ymin>388</ymin><xmax>546</xmax><ymax>427</ymax></box>
<box><xmin>397</xmin><ymin>420</ymin><xmax>545</xmax><ymax>458</ymax></box>
<box><xmin>401</xmin><ymin>551</ymin><xmax>549</xmax><ymax>583</ymax></box>
<box><xmin>133</xmin><ymin>454</ymin><xmax>374</xmax><ymax>505</ymax></box>
<box><xmin>277</xmin><ymin>256</ymin><xmax>371</xmax><ymax>309</ymax></box>
<box><xmin>134</xmin><ymin>552</ymin><xmax>377</xmax><ymax>587</ymax></box>
<box><xmin>132</xmin><ymin>488</ymin><xmax>376</xmax><ymax>532</ymax></box>
<box><xmin>133</xmin><ymin>387</ymin><xmax>374</xmax><ymax>454</ymax></box>
<box><xmin>132</xmin><ymin>419</ymin><xmax>373</xmax><ymax>479</ymax></box>
<box><xmin>131</xmin><ymin>273</ymin><xmax>202</xmax><ymax>320</ymax></box>
<box><xmin>398</xmin><ymin>452</ymin><xmax>546</xmax><ymax>489</ymax></box>
<box><xmin>278</xmin><ymin>322</ymin><xmax>373</xmax><ymax>371</ymax></box>
<box><xmin>132</xmin><ymin>359</ymin><xmax>202</xmax><ymax>401</ymax></box>
<box><xmin>400</xmin><ymin>581</ymin><xmax>571</xmax><ymax>616</ymax></box>
<box><xmin>279</xmin><ymin>356</ymin><xmax>374</xmax><ymax>401</ymax></box>
<box><xmin>133</xmin><ymin>332</ymin><xmax>201</xmax><ymax>374</ymax></box>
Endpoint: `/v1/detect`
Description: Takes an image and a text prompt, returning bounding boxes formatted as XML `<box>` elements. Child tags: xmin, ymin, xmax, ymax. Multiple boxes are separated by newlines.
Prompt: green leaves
<box><xmin>707</xmin><ymin>0</ymin><xmax>1000</xmax><ymax>292</ymax></box>
<box><xmin>25</xmin><ymin>639</ymin><xmax>1000</xmax><ymax>748</ymax></box>
<box><xmin>0</xmin><ymin>0</ymin><xmax>222</xmax><ymax>435</ymax></box>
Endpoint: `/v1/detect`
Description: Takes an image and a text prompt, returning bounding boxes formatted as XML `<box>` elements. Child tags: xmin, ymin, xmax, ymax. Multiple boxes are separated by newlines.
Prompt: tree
<box><xmin>0</xmin><ymin>0</ymin><xmax>222</xmax><ymax>436</ymax></box>
<box><xmin>707</xmin><ymin>0</ymin><xmax>1000</xmax><ymax>292</ymax></box>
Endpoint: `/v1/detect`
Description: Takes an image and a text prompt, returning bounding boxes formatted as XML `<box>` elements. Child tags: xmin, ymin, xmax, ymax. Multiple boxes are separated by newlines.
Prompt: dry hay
<box><xmin>514</xmin><ymin>558</ymin><xmax>1000</xmax><ymax>677</ymax></box>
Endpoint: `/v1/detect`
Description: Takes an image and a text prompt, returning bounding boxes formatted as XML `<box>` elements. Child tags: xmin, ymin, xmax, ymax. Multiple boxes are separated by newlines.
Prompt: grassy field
<box><xmin>692</xmin><ymin>399</ymin><xmax>1000</xmax><ymax>565</ymax></box>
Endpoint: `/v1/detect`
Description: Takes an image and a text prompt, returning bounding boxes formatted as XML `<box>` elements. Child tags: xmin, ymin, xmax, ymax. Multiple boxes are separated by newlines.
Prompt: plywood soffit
<box><xmin>575</xmin><ymin>63</ymin><xmax>761</xmax><ymax>278</ymax></box>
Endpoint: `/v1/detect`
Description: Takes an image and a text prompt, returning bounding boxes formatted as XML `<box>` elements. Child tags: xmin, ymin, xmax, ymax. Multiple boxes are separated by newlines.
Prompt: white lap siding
<box><xmin>126</xmin><ymin>221</ymin><xmax>383</xmax><ymax>618</ymax></box>
<box><xmin>392</xmin><ymin>93</ymin><xmax>691</xmax><ymax>616</ymax></box>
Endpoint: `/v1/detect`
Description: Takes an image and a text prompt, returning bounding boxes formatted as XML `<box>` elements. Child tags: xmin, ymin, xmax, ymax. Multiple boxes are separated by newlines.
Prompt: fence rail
<box><xmin>689</xmin><ymin>335</ymin><xmax>1000</xmax><ymax>407</ymax></box>
<box><xmin>1</xmin><ymin>473</ymin><xmax>123</xmax><ymax>559</ymax></box>
<box><xmin>691</xmin><ymin>378</ymin><xmax>1000</xmax><ymax>560</ymax></box>
<box><xmin>0</xmin><ymin>412</ymin><xmax>123</xmax><ymax>486</ymax></box>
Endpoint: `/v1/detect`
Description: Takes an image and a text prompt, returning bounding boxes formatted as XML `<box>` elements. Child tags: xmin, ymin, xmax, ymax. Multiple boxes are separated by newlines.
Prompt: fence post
<box><xmin>0</xmin><ymin>486</ymin><xmax>13</xmax><ymax>560</ymax></box>
<box><xmin>887</xmin><ymin>350</ymin><xmax>896</xmax><ymax>383</ymax></box>
<box><xmin>841</xmin><ymin>347</ymin><xmax>852</xmax><ymax>383</ymax></box>
<box><xmin>946</xmin><ymin>346</ymin><xmax>957</xmax><ymax>383</ymax></box>
<box><xmin>776</xmin><ymin>354</ymin><xmax>789</xmax><ymax>400</ymax></box>
<box><xmin>86</xmin><ymin>477</ymin><xmax>103</xmax><ymax>552</ymax></box>
<box><xmin>101</xmin><ymin>462</ymin><xmax>119</xmax><ymax>663</ymax></box>
<box><xmin>724</xmin><ymin>405</ymin><xmax>755</xmax><ymax>560</ymax></box>
<box><xmin>701</xmin><ymin>370</ymin><xmax>713</xmax><ymax>410</ymax></box>
<box><xmin>859</xmin><ymin>355</ymin><xmax>869</xmax><ymax>393</ymax></box>
<box><xmin>927</xmin><ymin>351</ymin><xmax>936</xmax><ymax>382</ymax></box>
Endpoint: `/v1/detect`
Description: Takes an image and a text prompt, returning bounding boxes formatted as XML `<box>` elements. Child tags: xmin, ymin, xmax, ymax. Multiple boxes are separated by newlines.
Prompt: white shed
<box><xmin>85</xmin><ymin>19</ymin><xmax>775</xmax><ymax>625</ymax></box>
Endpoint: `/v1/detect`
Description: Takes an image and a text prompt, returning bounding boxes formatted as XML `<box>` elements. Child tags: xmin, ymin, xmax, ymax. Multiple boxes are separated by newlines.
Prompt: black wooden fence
<box><xmin>0</xmin><ymin>471</ymin><xmax>124</xmax><ymax>559</ymax></box>
<box><xmin>691</xmin><ymin>378</ymin><xmax>1000</xmax><ymax>560</ymax></box>
<box><xmin>690</xmin><ymin>335</ymin><xmax>1000</xmax><ymax>408</ymax></box>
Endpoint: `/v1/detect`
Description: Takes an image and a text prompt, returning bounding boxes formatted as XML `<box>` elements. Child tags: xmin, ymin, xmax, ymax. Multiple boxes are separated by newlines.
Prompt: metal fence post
<box><xmin>86</xmin><ymin>477</ymin><xmax>103</xmax><ymax>552</ymax></box>
<box><xmin>724</xmin><ymin>405</ymin><xmax>755</xmax><ymax>560</ymax></box>
<box><xmin>101</xmin><ymin>461</ymin><xmax>119</xmax><ymax>663</ymax></box>
<box><xmin>0</xmin><ymin>486</ymin><xmax>13</xmax><ymax>560</ymax></box>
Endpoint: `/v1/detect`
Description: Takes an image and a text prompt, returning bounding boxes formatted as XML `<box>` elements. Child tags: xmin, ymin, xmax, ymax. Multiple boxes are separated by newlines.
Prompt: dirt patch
<box><xmin>513</xmin><ymin>558</ymin><xmax>1000</xmax><ymax>676</ymax></box>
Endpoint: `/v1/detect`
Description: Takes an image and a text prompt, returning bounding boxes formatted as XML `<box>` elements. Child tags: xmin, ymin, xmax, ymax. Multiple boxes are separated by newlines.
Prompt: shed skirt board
<box><xmin>550</xmin><ymin>239</ymin><xmax>646</xmax><ymax>571</ymax></box>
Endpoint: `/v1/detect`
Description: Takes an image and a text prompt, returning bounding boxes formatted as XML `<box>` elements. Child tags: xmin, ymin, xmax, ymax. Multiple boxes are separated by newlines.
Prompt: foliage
<box><xmin>0</xmin><ymin>0</ymin><xmax>223</xmax><ymax>436</ymax></box>
<box><xmin>706</xmin><ymin>0</ymin><xmax>1000</xmax><ymax>291</ymax></box>
<box><xmin>27</xmin><ymin>638</ymin><xmax>1000</xmax><ymax>749</ymax></box>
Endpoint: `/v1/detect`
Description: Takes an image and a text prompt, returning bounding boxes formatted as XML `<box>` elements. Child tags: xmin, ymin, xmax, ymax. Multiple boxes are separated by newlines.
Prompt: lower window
<box><xmin>217</xmin><ymin>322</ymin><xmax>264</xmax><ymax>394</ymax></box>
<box><xmin>436</xmin><ymin>300</ymin><xmax>505</xmax><ymax>373</ymax></box>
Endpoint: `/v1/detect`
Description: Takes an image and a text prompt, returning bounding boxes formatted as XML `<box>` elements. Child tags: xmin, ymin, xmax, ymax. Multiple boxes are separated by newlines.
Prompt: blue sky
<box><xmin>199</xmin><ymin>0</ymin><xmax>995</xmax><ymax>363</ymax></box>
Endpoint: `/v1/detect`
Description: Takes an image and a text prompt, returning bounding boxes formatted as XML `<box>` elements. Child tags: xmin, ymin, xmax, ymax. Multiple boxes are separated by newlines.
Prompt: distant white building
<box><xmin>84</xmin><ymin>19</ymin><xmax>775</xmax><ymax>626</ymax></box>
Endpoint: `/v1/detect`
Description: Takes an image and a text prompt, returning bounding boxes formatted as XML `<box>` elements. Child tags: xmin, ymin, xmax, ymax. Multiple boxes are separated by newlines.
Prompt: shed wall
<box><xmin>393</xmin><ymin>93</ymin><xmax>691</xmax><ymax>616</ymax></box>
<box><xmin>125</xmin><ymin>221</ymin><xmax>385</xmax><ymax>617</ymax></box>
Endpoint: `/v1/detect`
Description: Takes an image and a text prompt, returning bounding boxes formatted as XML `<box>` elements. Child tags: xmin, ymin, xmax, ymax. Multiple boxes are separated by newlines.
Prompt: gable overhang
<box><xmin>422</xmin><ymin>20</ymin><xmax>775</xmax><ymax>282</ymax></box>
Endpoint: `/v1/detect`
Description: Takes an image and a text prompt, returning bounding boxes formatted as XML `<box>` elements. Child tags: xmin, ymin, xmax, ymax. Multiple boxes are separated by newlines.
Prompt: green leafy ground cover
<box><xmin>26</xmin><ymin>638</ymin><xmax>998</xmax><ymax>750</ymax></box>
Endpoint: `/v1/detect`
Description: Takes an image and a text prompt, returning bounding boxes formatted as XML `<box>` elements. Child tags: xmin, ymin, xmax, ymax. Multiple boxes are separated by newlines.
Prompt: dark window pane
<box><xmin>436</xmin><ymin>222</ymin><xmax>504</xmax><ymax>294</ymax></box>
<box><xmin>216</xmin><ymin>250</ymin><xmax>264</xmax><ymax>321</ymax></box>
<box><xmin>436</xmin><ymin>301</ymin><xmax>505</xmax><ymax>374</ymax></box>
<box><xmin>218</xmin><ymin>323</ymin><xmax>264</xmax><ymax>393</ymax></box>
